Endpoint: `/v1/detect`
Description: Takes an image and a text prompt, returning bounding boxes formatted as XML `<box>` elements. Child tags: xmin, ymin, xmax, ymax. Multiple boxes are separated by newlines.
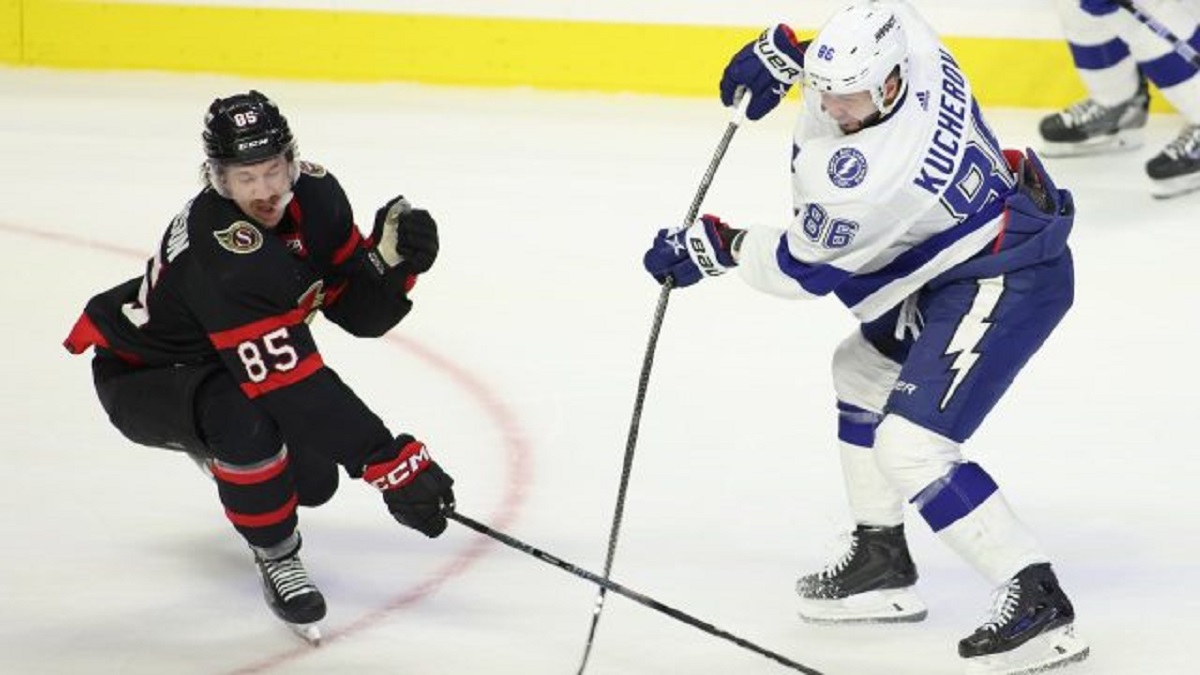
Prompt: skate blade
<box><xmin>1038</xmin><ymin>129</ymin><xmax>1143</xmax><ymax>158</ymax></box>
<box><xmin>1150</xmin><ymin>173</ymin><xmax>1200</xmax><ymax>199</ymax></box>
<box><xmin>287</xmin><ymin>622</ymin><xmax>322</xmax><ymax>646</ymax></box>
<box><xmin>798</xmin><ymin>587</ymin><xmax>928</xmax><ymax>624</ymax></box>
<box><xmin>963</xmin><ymin>624</ymin><xmax>1089</xmax><ymax>675</ymax></box>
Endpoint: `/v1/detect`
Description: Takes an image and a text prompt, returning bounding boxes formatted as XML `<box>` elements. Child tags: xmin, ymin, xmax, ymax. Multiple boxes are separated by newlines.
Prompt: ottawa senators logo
<box><xmin>298</xmin><ymin>280</ymin><xmax>325</xmax><ymax>324</ymax></box>
<box><xmin>213</xmin><ymin>221</ymin><xmax>263</xmax><ymax>254</ymax></box>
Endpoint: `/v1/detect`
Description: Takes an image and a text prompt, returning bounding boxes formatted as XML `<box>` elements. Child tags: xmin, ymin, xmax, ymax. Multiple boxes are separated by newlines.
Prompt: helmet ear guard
<box><xmin>804</xmin><ymin>6</ymin><xmax>910</xmax><ymax>117</ymax></box>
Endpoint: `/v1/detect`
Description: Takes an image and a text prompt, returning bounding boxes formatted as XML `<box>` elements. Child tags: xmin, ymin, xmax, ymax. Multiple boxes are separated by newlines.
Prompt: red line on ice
<box><xmin>0</xmin><ymin>220</ymin><xmax>534</xmax><ymax>673</ymax></box>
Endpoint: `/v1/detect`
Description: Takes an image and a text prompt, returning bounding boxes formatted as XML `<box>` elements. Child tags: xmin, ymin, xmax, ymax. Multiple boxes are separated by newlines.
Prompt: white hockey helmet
<box><xmin>804</xmin><ymin>4</ymin><xmax>910</xmax><ymax>117</ymax></box>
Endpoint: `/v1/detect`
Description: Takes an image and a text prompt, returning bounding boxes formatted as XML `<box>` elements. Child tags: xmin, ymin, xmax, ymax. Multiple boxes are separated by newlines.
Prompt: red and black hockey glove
<box><xmin>366</xmin><ymin>195</ymin><xmax>439</xmax><ymax>297</ymax></box>
<box><xmin>363</xmin><ymin>435</ymin><xmax>455</xmax><ymax>538</ymax></box>
<box><xmin>371</xmin><ymin>195</ymin><xmax>440</xmax><ymax>276</ymax></box>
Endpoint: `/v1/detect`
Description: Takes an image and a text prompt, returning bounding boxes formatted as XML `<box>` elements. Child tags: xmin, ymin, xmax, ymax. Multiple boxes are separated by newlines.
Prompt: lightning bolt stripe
<box><xmin>939</xmin><ymin>275</ymin><xmax>1005</xmax><ymax>410</ymax></box>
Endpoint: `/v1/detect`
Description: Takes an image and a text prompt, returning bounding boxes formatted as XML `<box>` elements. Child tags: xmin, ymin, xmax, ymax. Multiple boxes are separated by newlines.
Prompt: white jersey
<box><xmin>737</xmin><ymin>1</ymin><xmax>1017</xmax><ymax>322</ymax></box>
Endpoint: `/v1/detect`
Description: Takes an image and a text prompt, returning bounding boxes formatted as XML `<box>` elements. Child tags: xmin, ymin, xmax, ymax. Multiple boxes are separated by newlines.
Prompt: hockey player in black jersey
<box><xmin>63</xmin><ymin>90</ymin><xmax>456</xmax><ymax>643</ymax></box>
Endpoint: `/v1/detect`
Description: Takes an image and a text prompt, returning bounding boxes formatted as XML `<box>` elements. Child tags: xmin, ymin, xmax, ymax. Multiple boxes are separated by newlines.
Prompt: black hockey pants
<box><xmin>92</xmin><ymin>354</ymin><xmax>338</xmax><ymax>547</ymax></box>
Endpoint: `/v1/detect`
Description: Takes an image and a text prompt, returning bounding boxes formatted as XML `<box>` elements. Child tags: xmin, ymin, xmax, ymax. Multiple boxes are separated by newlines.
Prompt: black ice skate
<box><xmin>1147</xmin><ymin>124</ymin><xmax>1200</xmax><ymax>199</ymax></box>
<box><xmin>1038</xmin><ymin>77</ymin><xmax>1149</xmax><ymax>157</ymax></box>
<box><xmin>959</xmin><ymin>563</ymin><xmax>1089</xmax><ymax>675</ymax></box>
<box><xmin>795</xmin><ymin>524</ymin><xmax>927</xmax><ymax>623</ymax></box>
<box><xmin>254</xmin><ymin>537</ymin><xmax>327</xmax><ymax>645</ymax></box>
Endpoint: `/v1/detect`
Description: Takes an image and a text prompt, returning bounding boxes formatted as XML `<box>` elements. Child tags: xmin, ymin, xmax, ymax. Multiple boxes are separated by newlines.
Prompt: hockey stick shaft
<box><xmin>1115</xmin><ymin>0</ymin><xmax>1200</xmax><ymax>68</ymax></box>
<box><xmin>448</xmin><ymin>511</ymin><xmax>823</xmax><ymax>675</ymax></box>
<box><xmin>575</xmin><ymin>99</ymin><xmax>748</xmax><ymax>675</ymax></box>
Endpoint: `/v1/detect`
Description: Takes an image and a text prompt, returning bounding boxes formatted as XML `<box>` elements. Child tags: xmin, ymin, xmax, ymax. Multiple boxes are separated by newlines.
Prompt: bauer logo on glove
<box><xmin>643</xmin><ymin>215</ymin><xmax>743</xmax><ymax>288</ymax></box>
<box><xmin>688</xmin><ymin>229</ymin><xmax>728</xmax><ymax>278</ymax></box>
<box><xmin>720</xmin><ymin>24</ymin><xmax>809</xmax><ymax>121</ymax></box>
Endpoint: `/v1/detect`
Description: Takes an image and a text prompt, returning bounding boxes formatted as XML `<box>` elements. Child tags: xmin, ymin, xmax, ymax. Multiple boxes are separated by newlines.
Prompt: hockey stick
<box><xmin>448</xmin><ymin>510</ymin><xmax>824</xmax><ymax>675</ymax></box>
<box><xmin>1115</xmin><ymin>0</ymin><xmax>1200</xmax><ymax>68</ymax></box>
<box><xmin>574</xmin><ymin>97</ymin><xmax>749</xmax><ymax>675</ymax></box>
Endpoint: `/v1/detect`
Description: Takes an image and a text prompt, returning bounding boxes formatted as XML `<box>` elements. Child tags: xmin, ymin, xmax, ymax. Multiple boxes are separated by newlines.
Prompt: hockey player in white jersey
<box><xmin>643</xmin><ymin>2</ymin><xmax>1089</xmax><ymax>673</ymax></box>
<box><xmin>1040</xmin><ymin>0</ymin><xmax>1200</xmax><ymax>198</ymax></box>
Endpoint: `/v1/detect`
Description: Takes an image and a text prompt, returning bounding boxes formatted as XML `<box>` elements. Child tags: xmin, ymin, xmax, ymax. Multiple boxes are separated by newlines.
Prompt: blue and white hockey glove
<box><xmin>643</xmin><ymin>215</ymin><xmax>743</xmax><ymax>287</ymax></box>
<box><xmin>720</xmin><ymin>24</ymin><xmax>808</xmax><ymax>121</ymax></box>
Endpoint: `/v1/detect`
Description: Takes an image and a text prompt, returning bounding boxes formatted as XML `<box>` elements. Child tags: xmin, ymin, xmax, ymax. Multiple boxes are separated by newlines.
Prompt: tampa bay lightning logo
<box><xmin>827</xmin><ymin>147</ymin><xmax>868</xmax><ymax>189</ymax></box>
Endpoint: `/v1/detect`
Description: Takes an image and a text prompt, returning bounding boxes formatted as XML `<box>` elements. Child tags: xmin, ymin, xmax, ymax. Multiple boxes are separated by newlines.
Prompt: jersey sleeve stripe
<box><xmin>239</xmin><ymin>352</ymin><xmax>325</xmax><ymax>399</ymax></box>
<box><xmin>224</xmin><ymin>494</ymin><xmax>299</xmax><ymax>528</ymax></box>
<box><xmin>775</xmin><ymin>236</ymin><xmax>852</xmax><ymax>295</ymax></box>
<box><xmin>323</xmin><ymin>280</ymin><xmax>349</xmax><ymax>306</ymax></box>
<box><xmin>208</xmin><ymin>307</ymin><xmax>310</xmax><ymax>349</ymax></box>
<box><xmin>332</xmin><ymin>226</ymin><xmax>363</xmax><ymax>266</ymax></box>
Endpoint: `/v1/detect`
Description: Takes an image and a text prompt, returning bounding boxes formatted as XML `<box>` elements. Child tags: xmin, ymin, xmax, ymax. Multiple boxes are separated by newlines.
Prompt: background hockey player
<box><xmin>63</xmin><ymin>91</ymin><xmax>457</xmax><ymax>643</ymax></box>
<box><xmin>643</xmin><ymin>2</ymin><xmax>1089</xmax><ymax>672</ymax></box>
<box><xmin>1040</xmin><ymin>0</ymin><xmax>1200</xmax><ymax>198</ymax></box>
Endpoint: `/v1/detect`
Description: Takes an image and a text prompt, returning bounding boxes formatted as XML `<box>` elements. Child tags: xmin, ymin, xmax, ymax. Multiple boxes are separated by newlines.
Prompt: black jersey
<box><xmin>65</xmin><ymin>161</ymin><xmax>413</xmax><ymax>472</ymax></box>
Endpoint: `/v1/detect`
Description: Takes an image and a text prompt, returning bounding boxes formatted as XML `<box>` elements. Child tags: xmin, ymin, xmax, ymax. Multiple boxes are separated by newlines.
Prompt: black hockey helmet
<box><xmin>202</xmin><ymin>90</ymin><xmax>295</xmax><ymax>166</ymax></box>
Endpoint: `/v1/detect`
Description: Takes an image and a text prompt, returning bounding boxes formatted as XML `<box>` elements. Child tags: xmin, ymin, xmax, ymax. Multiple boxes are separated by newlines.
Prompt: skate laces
<box><xmin>818</xmin><ymin>533</ymin><xmax>859</xmax><ymax>579</ymax></box>
<box><xmin>1060</xmin><ymin>99</ymin><xmax>1108</xmax><ymax>128</ymax></box>
<box><xmin>1162</xmin><ymin>125</ymin><xmax>1200</xmax><ymax>160</ymax></box>
<box><xmin>980</xmin><ymin>578</ymin><xmax>1021</xmax><ymax>632</ymax></box>
<box><xmin>262</xmin><ymin>555</ymin><xmax>317</xmax><ymax>602</ymax></box>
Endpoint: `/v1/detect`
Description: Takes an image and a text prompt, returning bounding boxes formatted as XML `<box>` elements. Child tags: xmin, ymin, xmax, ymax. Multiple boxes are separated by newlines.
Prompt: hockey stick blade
<box><xmin>448</xmin><ymin>510</ymin><xmax>824</xmax><ymax>675</ymax></box>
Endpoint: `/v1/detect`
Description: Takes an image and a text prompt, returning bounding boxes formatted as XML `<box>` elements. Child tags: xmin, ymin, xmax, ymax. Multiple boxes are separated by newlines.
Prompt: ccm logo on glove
<box><xmin>364</xmin><ymin>440</ymin><xmax>431</xmax><ymax>490</ymax></box>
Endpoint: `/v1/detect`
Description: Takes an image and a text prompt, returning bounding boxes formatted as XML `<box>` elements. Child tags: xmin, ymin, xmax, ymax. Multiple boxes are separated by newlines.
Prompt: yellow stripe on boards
<box><xmin>6</xmin><ymin>1</ymin><xmax>1178</xmax><ymax>112</ymax></box>
<box><xmin>0</xmin><ymin>0</ymin><xmax>21</xmax><ymax>62</ymax></box>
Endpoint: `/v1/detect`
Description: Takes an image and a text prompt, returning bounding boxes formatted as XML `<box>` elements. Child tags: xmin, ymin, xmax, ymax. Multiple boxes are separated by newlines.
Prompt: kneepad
<box><xmin>832</xmin><ymin>330</ymin><xmax>902</xmax><ymax>412</ymax></box>
<box><xmin>872</xmin><ymin>414</ymin><xmax>962</xmax><ymax>498</ymax></box>
<box><xmin>195</xmin><ymin>372</ymin><xmax>283</xmax><ymax>465</ymax></box>
<box><xmin>290</xmin><ymin>447</ymin><xmax>339</xmax><ymax>507</ymax></box>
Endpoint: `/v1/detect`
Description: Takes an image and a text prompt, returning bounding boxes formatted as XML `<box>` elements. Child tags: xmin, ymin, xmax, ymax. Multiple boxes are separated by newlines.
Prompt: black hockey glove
<box><xmin>370</xmin><ymin>196</ymin><xmax>440</xmax><ymax>277</ymax></box>
<box><xmin>363</xmin><ymin>435</ymin><xmax>455</xmax><ymax>538</ymax></box>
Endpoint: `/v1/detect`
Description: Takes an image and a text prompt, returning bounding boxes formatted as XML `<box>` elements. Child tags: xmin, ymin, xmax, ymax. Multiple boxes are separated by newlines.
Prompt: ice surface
<box><xmin>2</xmin><ymin>67</ymin><xmax>1197</xmax><ymax>674</ymax></box>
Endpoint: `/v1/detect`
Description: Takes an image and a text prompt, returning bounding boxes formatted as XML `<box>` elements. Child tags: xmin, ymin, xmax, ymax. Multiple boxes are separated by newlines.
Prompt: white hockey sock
<box><xmin>913</xmin><ymin>463</ymin><xmax>1049</xmax><ymax>586</ymax></box>
<box><xmin>839</xmin><ymin>439</ymin><xmax>905</xmax><ymax>526</ymax></box>
<box><xmin>831</xmin><ymin>329</ymin><xmax>906</xmax><ymax>526</ymax></box>
<box><xmin>1057</xmin><ymin>0</ymin><xmax>1144</xmax><ymax>104</ymax></box>
<box><xmin>1120</xmin><ymin>0</ymin><xmax>1200</xmax><ymax>120</ymax></box>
